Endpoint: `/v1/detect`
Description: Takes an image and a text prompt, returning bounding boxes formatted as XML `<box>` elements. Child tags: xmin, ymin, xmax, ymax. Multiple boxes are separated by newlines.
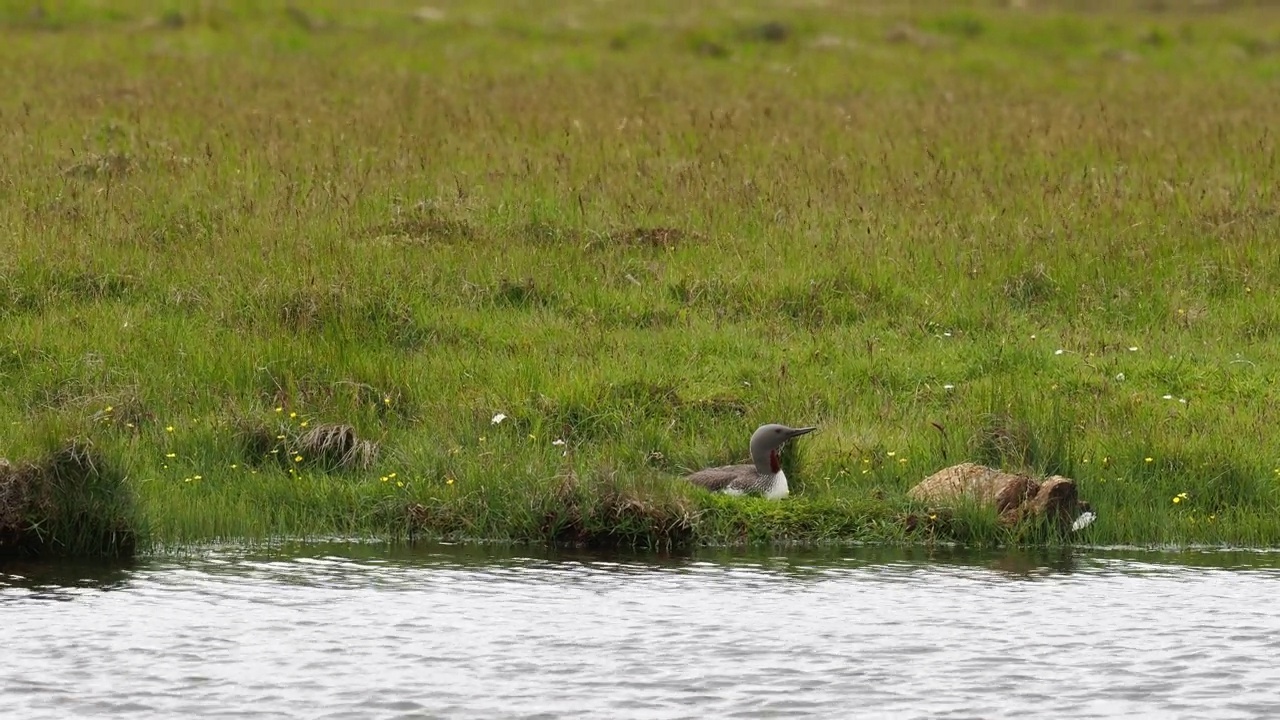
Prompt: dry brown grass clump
<box><xmin>298</xmin><ymin>423</ymin><xmax>379</xmax><ymax>472</ymax></box>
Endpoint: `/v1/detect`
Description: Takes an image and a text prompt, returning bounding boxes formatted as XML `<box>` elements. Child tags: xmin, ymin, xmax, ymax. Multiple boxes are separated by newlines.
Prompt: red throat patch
<box><xmin>769</xmin><ymin>448</ymin><xmax>781</xmax><ymax>474</ymax></box>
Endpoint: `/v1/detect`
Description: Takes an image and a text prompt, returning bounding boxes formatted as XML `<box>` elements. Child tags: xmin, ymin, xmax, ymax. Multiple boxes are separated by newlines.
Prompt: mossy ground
<box><xmin>3</xmin><ymin>0</ymin><xmax>1280</xmax><ymax>552</ymax></box>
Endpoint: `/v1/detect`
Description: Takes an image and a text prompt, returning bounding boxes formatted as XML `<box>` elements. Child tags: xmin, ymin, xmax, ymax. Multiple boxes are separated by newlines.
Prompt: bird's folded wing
<box><xmin>684</xmin><ymin>464</ymin><xmax>753</xmax><ymax>491</ymax></box>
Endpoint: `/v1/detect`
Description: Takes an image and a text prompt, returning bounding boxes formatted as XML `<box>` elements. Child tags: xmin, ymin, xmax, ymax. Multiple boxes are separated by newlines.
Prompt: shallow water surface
<box><xmin>4</xmin><ymin>544</ymin><xmax>1280</xmax><ymax>719</ymax></box>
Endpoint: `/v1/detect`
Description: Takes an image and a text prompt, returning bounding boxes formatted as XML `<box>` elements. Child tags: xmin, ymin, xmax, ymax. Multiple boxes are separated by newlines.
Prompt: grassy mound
<box><xmin>0</xmin><ymin>441</ymin><xmax>140</xmax><ymax>558</ymax></box>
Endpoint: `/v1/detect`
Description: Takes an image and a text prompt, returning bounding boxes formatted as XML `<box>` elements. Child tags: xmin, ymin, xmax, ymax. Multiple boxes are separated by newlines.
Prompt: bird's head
<box><xmin>749</xmin><ymin>423</ymin><xmax>817</xmax><ymax>473</ymax></box>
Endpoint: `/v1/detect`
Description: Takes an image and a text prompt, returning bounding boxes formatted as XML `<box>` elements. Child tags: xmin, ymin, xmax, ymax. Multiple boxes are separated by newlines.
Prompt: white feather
<box><xmin>1071</xmin><ymin>511</ymin><xmax>1097</xmax><ymax>532</ymax></box>
<box><xmin>764</xmin><ymin>470</ymin><xmax>789</xmax><ymax>499</ymax></box>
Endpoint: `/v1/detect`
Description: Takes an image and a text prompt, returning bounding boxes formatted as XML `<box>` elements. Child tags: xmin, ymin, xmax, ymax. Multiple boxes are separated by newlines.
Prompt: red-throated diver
<box><xmin>685</xmin><ymin>424</ymin><xmax>817</xmax><ymax>499</ymax></box>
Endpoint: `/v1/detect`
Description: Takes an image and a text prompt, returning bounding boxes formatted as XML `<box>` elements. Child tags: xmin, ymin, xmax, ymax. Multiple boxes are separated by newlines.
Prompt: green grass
<box><xmin>4</xmin><ymin>0</ymin><xmax>1280</xmax><ymax>552</ymax></box>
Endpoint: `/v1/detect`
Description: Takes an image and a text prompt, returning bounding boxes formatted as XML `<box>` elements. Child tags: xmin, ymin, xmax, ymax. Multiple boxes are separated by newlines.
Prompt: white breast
<box><xmin>763</xmin><ymin>470</ymin><xmax>789</xmax><ymax>499</ymax></box>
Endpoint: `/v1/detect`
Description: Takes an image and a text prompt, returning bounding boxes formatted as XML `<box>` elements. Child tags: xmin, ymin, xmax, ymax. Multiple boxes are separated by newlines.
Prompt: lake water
<box><xmin>4</xmin><ymin>543</ymin><xmax>1280</xmax><ymax>719</ymax></box>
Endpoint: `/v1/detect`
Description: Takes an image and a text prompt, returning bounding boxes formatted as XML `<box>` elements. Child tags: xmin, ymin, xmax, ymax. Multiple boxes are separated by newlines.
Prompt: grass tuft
<box><xmin>540</xmin><ymin>471</ymin><xmax>698</xmax><ymax>549</ymax></box>
<box><xmin>297</xmin><ymin>424</ymin><xmax>379</xmax><ymax>473</ymax></box>
<box><xmin>0</xmin><ymin>439</ymin><xmax>139</xmax><ymax>558</ymax></box>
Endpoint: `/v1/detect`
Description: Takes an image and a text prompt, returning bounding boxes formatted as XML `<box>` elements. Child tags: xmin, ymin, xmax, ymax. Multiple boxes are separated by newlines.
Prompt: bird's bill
<box><xmin>786</xmin><ymin>426</ymin><xmax>818</xmax><ymax>438</ymax></box>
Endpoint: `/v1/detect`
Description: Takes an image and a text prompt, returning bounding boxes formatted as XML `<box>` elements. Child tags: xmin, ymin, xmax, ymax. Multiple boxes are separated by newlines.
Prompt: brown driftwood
<box><xmin>908</xmin><ymin>462</ymin><xmax>1092</xmax><ymax>529</ymax></box>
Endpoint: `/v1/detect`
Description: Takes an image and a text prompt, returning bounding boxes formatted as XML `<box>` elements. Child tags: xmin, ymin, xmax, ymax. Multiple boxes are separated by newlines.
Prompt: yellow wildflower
<box><xmin>166</xmin><ymin>426</ymin><xmax>174</xmax><ymax>432</ymax></box>
<box><xmin>294</xmin><ymin>455</ymin><xmax>303</xmax><ymax>463</ymax></box>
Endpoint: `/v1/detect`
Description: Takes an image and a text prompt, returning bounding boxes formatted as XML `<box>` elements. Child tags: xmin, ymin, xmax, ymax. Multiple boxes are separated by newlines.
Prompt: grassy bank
<box><xmin>3</xmin><ymin>0</ymin><xmax>1280</xmax><ymax>553</ymax></box>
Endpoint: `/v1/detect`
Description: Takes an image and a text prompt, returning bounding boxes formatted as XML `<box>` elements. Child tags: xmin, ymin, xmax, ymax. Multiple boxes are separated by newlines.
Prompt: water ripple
<box><xmin>4</xmin><ymin>547</ymin><xmax>1280</xmax><ymax>718</ymax></box>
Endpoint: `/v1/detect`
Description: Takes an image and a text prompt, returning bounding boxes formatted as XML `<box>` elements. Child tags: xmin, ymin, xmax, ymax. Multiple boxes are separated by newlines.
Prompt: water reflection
<box><xmin>0</xmin><ymin>557</ymin><xmax>136</xmax><ymax>602</ymax></box>
<box><xmin>6</xmin><ymin>542</ymin><xmax>1280</xmax><ymax>594</ymax></box>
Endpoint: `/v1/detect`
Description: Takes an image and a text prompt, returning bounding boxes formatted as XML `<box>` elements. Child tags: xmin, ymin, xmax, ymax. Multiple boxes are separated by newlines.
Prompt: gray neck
<box><xmin>751</xmin><ymin>446</ymin><xmax>775</xmax><ymax>475</ymax></box>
